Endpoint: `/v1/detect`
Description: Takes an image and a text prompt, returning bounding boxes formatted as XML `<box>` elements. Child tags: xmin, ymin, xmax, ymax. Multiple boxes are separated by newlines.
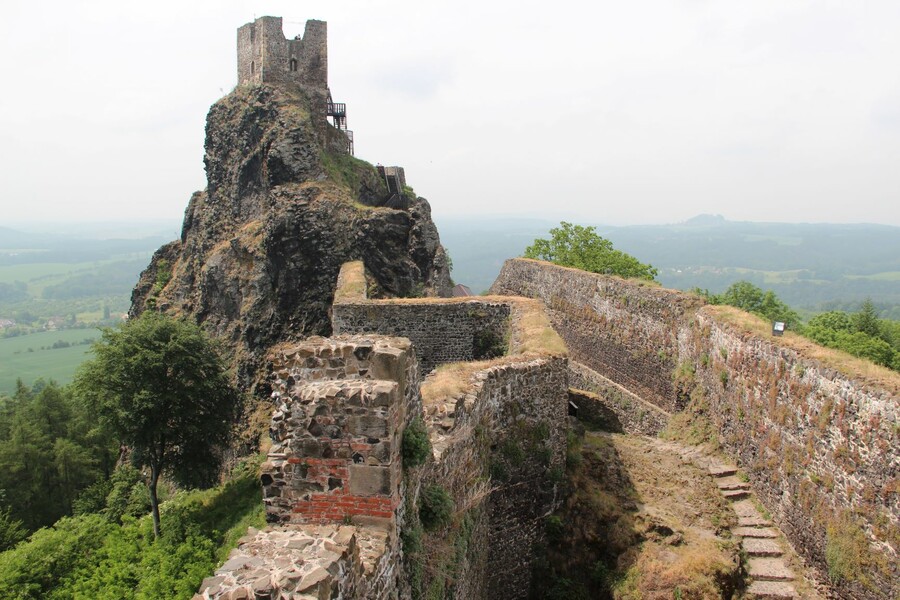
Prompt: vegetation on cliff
<box><xmin>524</xmin><ymin>222</ymin><xmax>658</xmax><ymax>281</ymax></box>
<box><xmin>698</xmin><ymin>282</ymin><xmax>900</xmax><ymax>371</ymax></box>
<box><xmin>0</xmin><ymin>458</ymin><xmax>263</xmax><ymax>599</ymax></box>
<box><xmin>74</xmin><ymin>312</ymin><xmax>240</xmax><ymax>537</ymax></box>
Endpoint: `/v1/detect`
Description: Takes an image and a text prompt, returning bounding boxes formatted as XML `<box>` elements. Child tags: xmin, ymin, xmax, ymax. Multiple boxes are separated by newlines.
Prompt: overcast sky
<box><xmin>1</xmin><ymin>1</ymin><xmax>899</xmax><ymax>227</ymax></box>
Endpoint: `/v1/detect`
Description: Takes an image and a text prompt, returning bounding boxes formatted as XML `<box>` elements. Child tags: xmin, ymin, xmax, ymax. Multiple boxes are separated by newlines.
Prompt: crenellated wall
<box><xmin>492</xmin><ymin>257</ymin><xmax>899</xmax><ymax>600</ymax></box>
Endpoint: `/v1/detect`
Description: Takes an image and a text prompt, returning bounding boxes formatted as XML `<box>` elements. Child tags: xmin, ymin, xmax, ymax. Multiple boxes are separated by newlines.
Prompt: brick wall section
<box><xmin>263</xmin><ymin>336</ymin><xmax>420</xmax><ymax>526</ymax></box>
<box><xmin>333</xmin><ymin>300</ymin><xmax>511</xmax><ymax>374</ymax></box>
<box><xmin>491</xmin><ymin>258</ymin><xmax>702</xmax><ymax>412</ymax></box>
<box><xmin>492</xmin><ymin>258</ymin><xmax>899</xmax><ymax>600</ymax></box>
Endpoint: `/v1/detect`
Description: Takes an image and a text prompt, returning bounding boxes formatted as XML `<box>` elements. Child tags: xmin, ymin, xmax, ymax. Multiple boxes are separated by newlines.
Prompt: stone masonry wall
<box><xmin>492</xmin><ymin>258</ymin><xmax>899</xmax><ymax>600</ymax></box>
<box><xmin>420</xmin><ymin>356</ymin><xmax>569</xmax><ymax>599</ymax></box>
<box><xmin>263</xmin><ymin>336</ymin><xmax>419</xmax><ymax>527</ymax></box>
<box><xmin>333</xmin><ymin>298</ymin><xmax>511</xmax><ymax>375</ymax></box>
<box><xmin>237</xmin><ymin>17</ymin><xmax>327</xmax><ymax>88</ymax></box>
<box><xmin>330</xmin><ymin>260</ymin><xmax>570</xmax><ymax>598</ymax></box>
<box><xmin>569</xmin><ymin>362</ymin><xmax>669</xmax><ymax>435</ymax></box>
<box><xmin>491</xmin><ymin>258</ymin><xmax>703</xmax><ymax>413</ymax></box>
<box><xmin>201</xmin><ymin>334</ymin><xmax>418</xmax><ymax>600</ymax></box>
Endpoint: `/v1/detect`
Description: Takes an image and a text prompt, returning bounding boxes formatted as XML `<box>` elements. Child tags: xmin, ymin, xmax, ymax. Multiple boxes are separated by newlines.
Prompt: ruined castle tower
<box><xmin>237</xmin><ymin>16</ymin><xmax>353</xmax><ymax>154</ymax></box>
<box><xmin>237</xmin><ymin>17</ymin><xmax>327</xmax><ymax>89</ymax></box>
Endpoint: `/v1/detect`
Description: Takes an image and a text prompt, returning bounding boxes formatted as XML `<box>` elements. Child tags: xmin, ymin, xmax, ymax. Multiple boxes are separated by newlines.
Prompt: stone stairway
<box><xmin>657</xmin><ymin>442</ymin><xmax>811</xmax><ymax>599</ymax></box>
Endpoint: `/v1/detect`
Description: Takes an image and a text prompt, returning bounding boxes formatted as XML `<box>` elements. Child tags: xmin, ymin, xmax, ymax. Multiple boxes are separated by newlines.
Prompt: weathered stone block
<box><xmin>348</xmin><ymin>465</ymin><xmax>391</xmax><ymax>496</ymax></box>
<box><xmin>348</xmin><ymin>415</ymin><xmax>388</xmax><ymax>438</ymax></box>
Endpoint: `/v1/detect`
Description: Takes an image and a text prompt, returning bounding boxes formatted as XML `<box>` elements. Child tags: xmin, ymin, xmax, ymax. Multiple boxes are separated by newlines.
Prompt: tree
<box><xmin>853</xmin><ymin>298</ymin><xmax>881</xmax><ymax>338</ymax></box>
<box><xmin>74</xmin><ymin>312</ymin><xmax>239</xmax><ymax>537</ymax></box>
<box><xmin>524</xmin><ymin>221</ymin><xmax>658</xmax><ymax>281</ymax></box>
<box><xmin>708</xmin><ymin>281</ymin><xmax>801</xmax><ymax>327</ymax></box>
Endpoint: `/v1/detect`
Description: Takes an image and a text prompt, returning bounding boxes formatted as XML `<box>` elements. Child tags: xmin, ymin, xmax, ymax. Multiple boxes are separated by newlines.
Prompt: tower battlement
<box><xmin>237</xmin><ymin>17</ymin><xmax>327</xmax><ymax>89</ymax></box>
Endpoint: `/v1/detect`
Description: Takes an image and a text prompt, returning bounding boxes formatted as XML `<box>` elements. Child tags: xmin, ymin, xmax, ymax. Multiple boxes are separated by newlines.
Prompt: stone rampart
<box><xmin>569</xmin><ymin>361</ymin><xmax>669</xmax><ymax>435</ymax></box>
<box><xmin>329</xmin><ymin>260</ymin><xmax>569</xmax><ymax>598</ymax></box>
<box><xmin>420</xmin><ymin>355</ymin><xmax>568</xmax><ymax>599</ymax></box>
<box><xmin>491</xmin><ymin>257</ymin><xmax>899</xmax><ymax>599</ymax></box>
<box><xmin>491</xmin><ymin>258</ymin><xmax>703</xmax><ymax>412</ymax></box>
<box><xmin>333</xmin><ymin>261</ymin><xmax>511</xmax><ymax>374</ymax></box>
<box><xmin>201</xmin><ymin>335</ymin><xmax>416</xmax><ymax>600</ymax></box>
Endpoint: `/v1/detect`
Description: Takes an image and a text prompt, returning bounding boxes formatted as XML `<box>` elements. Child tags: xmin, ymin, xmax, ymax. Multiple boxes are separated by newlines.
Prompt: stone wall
<box><xmin>569</xmin><ymin>361</ymin><xmax>669</xmax><ymax>435</ymax></box>
<box><xmin>692</xmin><ymin>312</ymin><xmax>898</xmax><ymax>599</ymax></box>
<box><xmin>491</xmin><ymin>258</ymin><xmax>899</xmax><ymax>600</ymax></box>
<box><xmin>333</xmin><ymin>263</ymin><xmax>511</xmax><ymax>374</ymax></box>
<box><xmin>328</xmin><ymin>260</ymin><xmax>570</xmax><ymax>598</ymax></box>
<box><xmin>263</xmin><ymin>336</ymin><xmax>419</xmax><ymax>526</ymax></box>
<box><xmin>491</xmin><ymin>258</ymin><xmax>703</xmax><ymax>413</ymax></box>
<box><xmin>419</xmin><ymin>356</ymin><xmax>569</xmax><ymax>599</ymax></box>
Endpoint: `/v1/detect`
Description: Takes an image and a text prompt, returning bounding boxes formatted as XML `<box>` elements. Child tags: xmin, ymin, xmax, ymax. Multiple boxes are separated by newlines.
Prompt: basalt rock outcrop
<box><xmin>130</xmin><ymin>84</ymin><xmax>452</xmax><ymax>389</ymax></box>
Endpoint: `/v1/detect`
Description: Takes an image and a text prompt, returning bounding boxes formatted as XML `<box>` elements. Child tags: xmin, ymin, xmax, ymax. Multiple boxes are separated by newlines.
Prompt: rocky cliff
<box><xmin>130</xmin><ymin>84</ymin><xmax>452</xmax><ymax>389</ymax></box>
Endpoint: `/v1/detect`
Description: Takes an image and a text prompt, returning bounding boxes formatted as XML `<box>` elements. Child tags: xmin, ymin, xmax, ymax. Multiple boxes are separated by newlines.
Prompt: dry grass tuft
<box><xmin>705</xmin><ymin>305</ymin><xmax>900</xmax><ymax>396</ymax></box>
<box><xmin>616</xmin><ymin>538</ymin><xmax>739</xmax><ymax>600</ymax></box>
<box><xmin>511</xmin><ymin>298</ymin><xmax>568</xmax><ymax>356</ymax></box>
<box><xmin>333</xmin><ymin>261</ymin><xmax>367</xmax><ymax>303</ymax></box>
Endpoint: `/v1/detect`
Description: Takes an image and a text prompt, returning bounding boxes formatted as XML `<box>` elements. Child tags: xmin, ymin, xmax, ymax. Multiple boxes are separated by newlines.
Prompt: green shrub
<box><xmin>419</xmin><ymin>485</ymin><xmax>454</xmax><ymax>531</ymax></box>
<box><xmin>545</xmin><ymin>514</ymin><xmax>564</xmax><ymax>541</ymax></box>
<box><xmin>472</xmin><ymin>329</ymin><xmax>506</xmax><ymax>360</ymax></box>
<box><xmin>0</xmin><ymin>514</ymin><xmax>114</xmax><ymax>598</ymax></box>
<box><xmin>402</xmin><ymin>418</ymin><xmax>431</xmax><ymax>469</ymax></box>
<box><xmin>826</xmin><ymin>515</ymin><xmax>875</xmax><ymax>587</ymax></box>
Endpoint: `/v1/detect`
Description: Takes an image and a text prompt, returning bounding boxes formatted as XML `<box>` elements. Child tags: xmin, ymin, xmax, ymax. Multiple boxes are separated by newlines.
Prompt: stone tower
<box><xmin>237</xmin><ymin>17</ymin><xmax>327</xmax><ymax>89</ymax></box>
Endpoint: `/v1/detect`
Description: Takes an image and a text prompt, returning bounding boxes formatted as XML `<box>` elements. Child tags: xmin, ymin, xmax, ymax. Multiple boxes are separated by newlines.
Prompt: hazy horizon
<box><xmin>2</xmin><ymin>1</ymin><xmax>899</xmax><ymax>227</ymax></box>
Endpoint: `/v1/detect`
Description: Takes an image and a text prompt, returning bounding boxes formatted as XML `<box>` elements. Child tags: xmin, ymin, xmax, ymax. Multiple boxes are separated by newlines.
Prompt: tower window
<box><xmin>290</xmin><ymin>58</ymin><xmax>298</xmax><ymax>72</ymax></box>
<box><xmin>250</xmin><ymin>61</ymin><xmax>255</xmax><ymax>75</ymax></box>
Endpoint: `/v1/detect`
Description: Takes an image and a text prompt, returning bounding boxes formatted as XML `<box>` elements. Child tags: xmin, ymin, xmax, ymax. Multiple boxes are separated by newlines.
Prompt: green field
<box><xmin>0</xmin><ymin>329</ymin><xmax>101</xmax><ymax>394</ymax></box>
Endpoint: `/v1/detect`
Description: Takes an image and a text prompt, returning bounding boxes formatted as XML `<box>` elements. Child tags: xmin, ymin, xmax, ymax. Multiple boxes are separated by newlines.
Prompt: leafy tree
<box><xmin>0</xmin><ymin>502</ymin><xmax>27</xmax><ymax>552</ymax></box>
<box><xmin>74</xmin><ymin>311</ymin><xmax>239</xmax><ymax>537</ymax></box>
<box><xmin>524</xmin><ymin>222</ymin><xmax>658</xmax><ymax>281</ymax></box>
<box><xmin>807</xmin><ymin>311</ymin><xmax>853</xmax><ymax>333</ymax></box>
<box><xmin>701</xmin><ymin>281</ymin><xmax>800</xmax><ymax>327</ymax></box>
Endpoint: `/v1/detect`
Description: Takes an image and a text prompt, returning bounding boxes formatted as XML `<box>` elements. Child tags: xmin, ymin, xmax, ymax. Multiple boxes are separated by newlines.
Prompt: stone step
<box><xmin>716</xmin><ymin>476</ymin><xmax>751</xmax><ymax>491</ymax></box>
<box><xmin>733</xmin><ymin>526</ymin><xmax>779</xmax><ymax>538</ymax></box>
<box><xmin>709</xmin><ymin>464</ymin><xmax>738</xmax><ymax>477</ymax></box>
<box><xmin>748</xmin><ymin>558</ymin><xmax>796</xmax><ymax>582</ymax></box>
<box><xmin>723</xmin><ymin>489</ymin><xmax>751</xmax><ymax>501</ymax></box>
<box><xmin>733</xmin><ymin>499</ymin><xmax>773</xmax><ymax>527</ymax></box>
<box><xmin>746</xmin><ymin>580</ymin><xmax>798</xmax><ymax>599</ymax></box>
<box><xmin>742</xmin><ymin>537</ymin><xmax>784</xmax><ymax>557</ymax></box>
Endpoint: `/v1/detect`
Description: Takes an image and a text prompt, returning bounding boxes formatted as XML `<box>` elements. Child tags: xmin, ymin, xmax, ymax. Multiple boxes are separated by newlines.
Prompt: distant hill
<box><xmin>437</xmin><ymin>216</ymin><xmax>900</xmax><ymax>317</ymax></box>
